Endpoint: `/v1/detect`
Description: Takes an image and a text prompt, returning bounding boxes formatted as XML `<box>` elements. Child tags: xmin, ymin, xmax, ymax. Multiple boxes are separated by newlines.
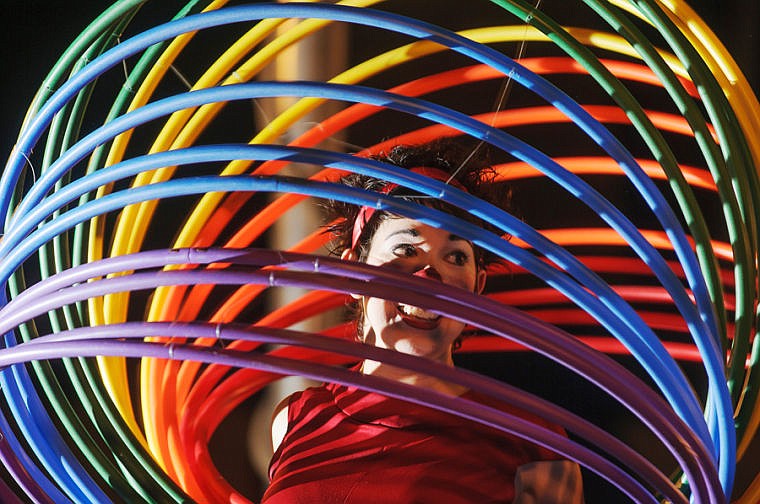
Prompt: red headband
<box><xmin>350</xmin><ymin>167</ymin><xmax>467</xmax><ymax>251</ymax></box>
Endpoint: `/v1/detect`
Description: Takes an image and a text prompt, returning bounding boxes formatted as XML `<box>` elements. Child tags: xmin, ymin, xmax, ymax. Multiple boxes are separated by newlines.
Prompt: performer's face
<box><xmin>348</xmin><ymin>216</ymin><xmax>485</xmax><ymax>363</ymax></box>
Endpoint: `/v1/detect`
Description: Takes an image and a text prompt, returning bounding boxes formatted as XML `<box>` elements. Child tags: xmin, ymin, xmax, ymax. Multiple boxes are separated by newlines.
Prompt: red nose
<box><xmin>413</xmin><ymin>265</ymin><xmax>442</xmax><ymax>282</ymax></box>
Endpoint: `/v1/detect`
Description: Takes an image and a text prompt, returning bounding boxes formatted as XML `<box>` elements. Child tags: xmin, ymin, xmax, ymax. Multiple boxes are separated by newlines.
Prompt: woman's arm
<box><xmin>513</xmin><ymin>460</ymin><xmax>584</xmax><ymax>504</ymax></box>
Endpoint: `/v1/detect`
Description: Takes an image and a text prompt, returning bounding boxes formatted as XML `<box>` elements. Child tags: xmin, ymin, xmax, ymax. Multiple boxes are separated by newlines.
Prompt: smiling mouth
<box><xmin>397</xmin><ymin>303</ymin><xmax>441</xmax><ymax>329</ymax></box>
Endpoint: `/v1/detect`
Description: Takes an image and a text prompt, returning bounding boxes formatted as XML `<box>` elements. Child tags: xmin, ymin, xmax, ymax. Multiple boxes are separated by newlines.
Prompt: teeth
<box><xmin>398</xmin><ymin>304</ymin><xmax>439</xmax><ymax>320</ymax></box>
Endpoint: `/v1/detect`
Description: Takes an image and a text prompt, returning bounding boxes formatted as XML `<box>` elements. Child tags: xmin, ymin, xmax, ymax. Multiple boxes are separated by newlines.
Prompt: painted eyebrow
<box><xmin>384</xmin><ymin>228</ymin><xmax>419</xmax><ymax>241</ymax></box>
<box><xmin>384</xmin><ymin>228</ymin><xmax>470</xmax><ymax>244</ymax></box>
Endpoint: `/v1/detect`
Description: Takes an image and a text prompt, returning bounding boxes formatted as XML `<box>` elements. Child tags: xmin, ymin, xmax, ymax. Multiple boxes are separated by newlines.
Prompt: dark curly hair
<box><xmin>322</xmin><ymin>138</ymin><xmax>512</xmax><ymax>267</ymax></box>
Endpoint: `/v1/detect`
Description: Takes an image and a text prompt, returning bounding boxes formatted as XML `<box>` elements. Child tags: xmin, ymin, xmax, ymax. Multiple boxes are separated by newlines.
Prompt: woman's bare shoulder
<box><xmin>270</xmin><ymin>396</ymin><xmax>291</xmax><ymax>452</ymax></box>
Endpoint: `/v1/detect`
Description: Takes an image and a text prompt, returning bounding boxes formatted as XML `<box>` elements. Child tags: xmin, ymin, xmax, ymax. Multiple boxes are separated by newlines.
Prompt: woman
<box><xmin>261</xmin><ymin>140</ymin><xmax>584</xmax><ymax>503</ymax></box>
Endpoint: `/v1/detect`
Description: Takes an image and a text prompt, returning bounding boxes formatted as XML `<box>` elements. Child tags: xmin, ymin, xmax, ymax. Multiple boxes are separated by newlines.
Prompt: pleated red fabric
<box><xmin>262</xmin><ymin>382</ymin><xmax>566</xmax><ymax>504</ymax></box>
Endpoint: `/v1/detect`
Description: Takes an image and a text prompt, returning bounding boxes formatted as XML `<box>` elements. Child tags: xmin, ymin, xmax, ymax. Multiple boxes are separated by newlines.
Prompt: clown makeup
<box><xmin>343</xmin><ymin>215</ymin><xmax>486</xmax><ymax>369</ymax></box>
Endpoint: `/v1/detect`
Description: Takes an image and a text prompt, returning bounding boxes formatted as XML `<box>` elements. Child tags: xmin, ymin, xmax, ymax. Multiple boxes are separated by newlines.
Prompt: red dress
<box><xmin>262</xmin><ymin>382</ymin><xmax>568</xmax><ymax>504</ymax></box>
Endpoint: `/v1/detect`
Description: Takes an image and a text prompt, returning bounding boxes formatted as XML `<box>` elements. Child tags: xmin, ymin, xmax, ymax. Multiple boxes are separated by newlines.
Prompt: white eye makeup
<box><xmin>390</xmin><ymin>242</ymin><xmax>417</xmax><ymax>258</ymax></box>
